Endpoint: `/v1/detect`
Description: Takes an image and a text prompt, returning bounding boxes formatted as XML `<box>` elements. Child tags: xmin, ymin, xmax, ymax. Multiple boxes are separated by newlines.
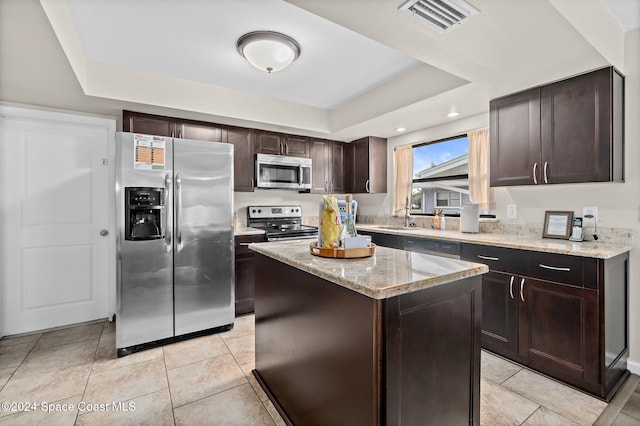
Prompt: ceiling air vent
<box><xmin>399</xmin><ymin>0</ymin><xmax>480</xmax><ymax>33</ymax></box>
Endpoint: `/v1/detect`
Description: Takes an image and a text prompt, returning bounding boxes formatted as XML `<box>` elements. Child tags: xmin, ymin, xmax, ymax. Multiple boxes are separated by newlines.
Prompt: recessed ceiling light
<box><xmin>396</xmin><ymin>127</ymin><xmax>406</xmax><ymax>132</ymax></box>
<box><xmin>447</xmin><ymin>111</ymin><xmax>459</xmax><ymax>118</ymax></box>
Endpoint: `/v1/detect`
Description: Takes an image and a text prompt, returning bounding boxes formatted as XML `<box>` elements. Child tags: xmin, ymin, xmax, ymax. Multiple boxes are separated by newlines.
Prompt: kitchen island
<box><xmin>250</xmin><ymin>240</ymin><xmax>488</xmax><ymax>426</ymax></box>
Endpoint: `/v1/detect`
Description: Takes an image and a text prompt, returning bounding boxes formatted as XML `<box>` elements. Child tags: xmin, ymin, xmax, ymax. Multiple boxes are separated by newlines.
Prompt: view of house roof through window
<box><xmin>412</xmin><ymin>135</ymin><xmax>470</xmax><ymax>215</ymax></box>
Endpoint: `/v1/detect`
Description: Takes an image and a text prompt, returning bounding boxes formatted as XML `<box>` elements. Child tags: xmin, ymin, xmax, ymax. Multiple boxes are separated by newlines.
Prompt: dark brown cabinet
<box><xmin>234</xmin><ymin>233</ymin><xmax>265</xmax><ymax>316</ymax></box>
<box><xmin>310</xmin><ymin>139</ymin><xmax>345</xmax><ymax>194</ymax></box>
<box><xmin>255</xmin><ymin>131</ymin><xmax>309</xmax><ymax>158</ymax></box>
<box><xmin>346</xmin><ymin>136</ymin><xmax>387</xmax><ymax>193</ymax></box>
<box><xmin>123</xmin><ymin>110</ymin><xmax>177</xmax><ymax>137</ymax></box>
<box><xmin>490</xmin><ymin>66</ymin><xmax>624</xmax><ymax>186</ymax></box>
<box><xmin>462</xmin><ymin>243</ymin><xmax>629</xmax><ymax>400</ymax></box>
<box><xmin>225</xmin><ymin>126</ymin><xmax>255</xmax><ymax>192</ymax></box>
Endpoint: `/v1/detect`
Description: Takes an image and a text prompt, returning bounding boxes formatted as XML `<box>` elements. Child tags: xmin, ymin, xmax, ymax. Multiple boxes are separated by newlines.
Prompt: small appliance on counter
<box><xmin>460</xmin><ymin>203</ymin><xmax>480</xmax><ymax>233</ymax></box>
<box><xmin>569</xmin><ymin>217</ymin><xmax>584</xmax><ymax>241</ymax></box>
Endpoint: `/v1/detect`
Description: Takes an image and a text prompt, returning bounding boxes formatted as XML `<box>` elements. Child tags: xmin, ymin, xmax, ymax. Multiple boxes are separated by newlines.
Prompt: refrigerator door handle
<box><xmin>175</xmin><ymin>173</ymin><xmax>183</xmax><ymax>251</ymax></box>
<box><xmin>164</xmin><ymin>173</ymin><xmax>172</xmax><ymax>252</ymax></box>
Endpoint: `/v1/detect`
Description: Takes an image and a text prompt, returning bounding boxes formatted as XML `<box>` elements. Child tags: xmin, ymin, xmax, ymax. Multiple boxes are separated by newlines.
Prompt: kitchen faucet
<box><xmin>404</xmin><ymin>196</ymin><xmax>412</xmax><ymax>227</ymax></box>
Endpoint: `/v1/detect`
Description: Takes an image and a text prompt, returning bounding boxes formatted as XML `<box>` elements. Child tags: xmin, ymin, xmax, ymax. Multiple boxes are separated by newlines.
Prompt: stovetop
<box><xmin>247</xmin><ymin>205</ymin><xmax>317</xmax><ymax>240</ymax></box>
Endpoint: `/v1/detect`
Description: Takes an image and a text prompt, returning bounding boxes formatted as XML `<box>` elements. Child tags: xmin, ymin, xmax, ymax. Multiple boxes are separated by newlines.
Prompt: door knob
<box><xmin>100</xmin><ymin>229</ymin><xmax>109</xmax><ymax>236</ymax></box>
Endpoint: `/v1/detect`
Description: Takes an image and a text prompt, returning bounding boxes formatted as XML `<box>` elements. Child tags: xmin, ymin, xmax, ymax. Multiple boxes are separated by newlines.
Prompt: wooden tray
<box><xmin>310</xmin><ymin>242</ymin><xmax>376</xmax><ymax>258</ymax></box>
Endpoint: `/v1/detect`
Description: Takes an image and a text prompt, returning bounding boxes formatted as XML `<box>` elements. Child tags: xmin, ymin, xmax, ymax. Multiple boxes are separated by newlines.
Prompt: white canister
<box><xmin>460</xmin><ymin>204</ymin><xmax>480</xmax><ymax>233</ymax></box>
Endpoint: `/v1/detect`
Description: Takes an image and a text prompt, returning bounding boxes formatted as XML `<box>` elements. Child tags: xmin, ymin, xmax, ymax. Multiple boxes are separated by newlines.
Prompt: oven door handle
<box><xmin>267</xmin><ymin>235</ymin><xmax>318</xmax><ymax>242</ymax></box>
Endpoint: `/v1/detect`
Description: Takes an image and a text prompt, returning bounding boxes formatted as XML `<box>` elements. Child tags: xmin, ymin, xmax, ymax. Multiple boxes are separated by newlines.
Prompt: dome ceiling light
<box><xmin>237</xmin><ymin>31</ymin><xmax>301</xmax><ymax>74</ymax></box>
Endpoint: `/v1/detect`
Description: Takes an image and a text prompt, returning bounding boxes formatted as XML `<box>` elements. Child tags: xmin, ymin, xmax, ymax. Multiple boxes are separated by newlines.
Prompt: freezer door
<box><xmin>173</xmin><ymin>138</ymin><xmax>234</xmax><ymax>336</ymax></box>
<box><xmin>116</xmin><ymin>132</ymin><xmax>174</xmax><ymax>349</ymax></box>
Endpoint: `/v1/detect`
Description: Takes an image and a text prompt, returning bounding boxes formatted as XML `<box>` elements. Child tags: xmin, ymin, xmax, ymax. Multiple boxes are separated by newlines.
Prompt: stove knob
<box><xmin>251</xmin><ymin>209</ymin><xmax>256</xmax><ymax>214</ymax></box>
<box><xmin>258</xmin><ymin>209</ymin><xmax>262</xmax><ymax>214</ymax></box>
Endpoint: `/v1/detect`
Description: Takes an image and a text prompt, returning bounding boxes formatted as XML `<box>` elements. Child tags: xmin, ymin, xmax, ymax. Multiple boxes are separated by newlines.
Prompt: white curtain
<box><xmin>393</xmin><ymin>145</ymin><xmax>413</xmax><ymax>216</ymax></box>
<box><xmin>468</xmin><ymin>128</ymin><xmax>495</xmax><ymax>212</ymax></box>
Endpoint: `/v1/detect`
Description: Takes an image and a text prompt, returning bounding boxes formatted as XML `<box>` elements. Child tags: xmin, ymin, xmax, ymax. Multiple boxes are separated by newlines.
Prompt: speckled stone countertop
<box><xmin>357</xmin><ymin>225</ymin><xmax>631</xmax><ymax>259</ymax></box>
<box><xmin>249</xmin><ymin>239</ymin><xmax>488</xmax><ymax>300</ymax></box>
<box><xmin>234</xmin><ymin>227</ymin><xmax>265</xmax><ymax>237</ymax></box>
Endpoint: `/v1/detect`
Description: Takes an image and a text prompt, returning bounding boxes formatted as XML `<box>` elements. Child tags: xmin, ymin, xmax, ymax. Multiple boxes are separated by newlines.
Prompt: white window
<box><xmin>435</xmin><ymin>191</ymin><xmax>461</xmax><ymax>208</ymax></box>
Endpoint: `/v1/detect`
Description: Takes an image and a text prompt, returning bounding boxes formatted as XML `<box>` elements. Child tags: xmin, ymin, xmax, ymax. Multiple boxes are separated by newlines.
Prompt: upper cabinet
<box><xmin>490</xmin><ymin>66</ymin><xmax>624</xmax><ymax>187</ymax></box>
<box><xmin>123</xmin><ymin>110</ymin><xmax>177</xmax><ymax>137</ymax></box>
<box><xmin>310</xmin><ymin>139</ymin><xmax>345</xmax><ymax>194</ymax></box>
<box><xmin>224</xmin><ymin>126</ymin><xmax>255</xmax><ymax>192</ymax></box>
<box><xmin>347</xmin><ymin>136</ymin><xmax>387</xmax><ymax>194</ymax></box>
<box><xmin>255</xmin><ymin>131</ymin><xmax>309</xmax><ymax>158</ymax></box>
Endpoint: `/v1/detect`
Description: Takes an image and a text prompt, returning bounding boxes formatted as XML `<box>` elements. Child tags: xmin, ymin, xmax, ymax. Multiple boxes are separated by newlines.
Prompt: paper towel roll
<box><xmin>460</xmin><ymin>204</ymin><xmax>479</xmax><ymax>233</ymax></box>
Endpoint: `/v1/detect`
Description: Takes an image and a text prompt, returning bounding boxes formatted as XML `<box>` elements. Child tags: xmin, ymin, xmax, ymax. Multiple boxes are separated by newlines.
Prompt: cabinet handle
<box><xmin>284</xmin><ymin>142</ymin><xmax>289</xmax><ymax>155</ymax></box>
<box><xmin>365</xmin><ymin>179</ymin><xmax>370</xmax><ymax>193</ymax></box>
<box><xmin>325</xmin><ymin>181</ymin><xmax>328</xmax><ymax>193</ymax></box>
<box><xmin>543</xmin><ymin>162</ymin><xmax>549</xmax><ymax>184</ymax></box>
<box><xmin>539</xmin><ymin>263</ymin><xmax>571</xmax><ymax>272</ymax></box>
<box><xmin>520</xmin><ymin>278</ymin><xmax>525</xmax><ymax>302</ymax></box>
<box><xmin>532</xmin><ymin>163</ymin><xmax>538</xmax><ymax>184</ymax></box>
<box><xmin>330</xmin><ymin>182</ymin><xmax>334</xmax><ymax>193</ymax></box>
<box><xmin>477</xmin><ymin>255</ymin><xmax>499</xmax><ymax>261</ymax></box>
<box><xmin>509</xmin><ymin>276</ymin><xmax>514</xmax><ymax>300</ymax></box>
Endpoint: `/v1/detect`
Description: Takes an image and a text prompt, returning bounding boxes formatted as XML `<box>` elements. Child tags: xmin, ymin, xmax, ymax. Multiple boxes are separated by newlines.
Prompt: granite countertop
<box><xmin>249</xmin><ymin>239</ymin><xmax>488</xmax><ymax>300</ymax></box>
<box><xmin>234</xmin><ymin>226</ymin><xmax>265</xmax><ymax>237</ymax></box>
<box><xmin>357</xmin><ymin>224</ymin><xmax>632</xmax><ymax>259</ymax></box>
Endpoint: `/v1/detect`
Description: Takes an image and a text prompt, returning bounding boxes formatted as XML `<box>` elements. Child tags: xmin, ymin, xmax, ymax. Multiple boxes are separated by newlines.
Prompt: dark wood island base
<box><xmin>252</xmin><ymin>252</ymin><xmax>483</xmax><ymax>426</ymax></box>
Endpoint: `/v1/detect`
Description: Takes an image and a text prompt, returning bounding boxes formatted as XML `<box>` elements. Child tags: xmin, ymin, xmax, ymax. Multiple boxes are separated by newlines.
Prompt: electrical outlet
<box><xmin>583</xmin><ymin>206</ymin><xmax>598</xmax><ymax>225</ymax></box>
<box><xmin>507</xmin><ymin>205</ymin><xmax>517</xmax><ymax>219</ymax></box>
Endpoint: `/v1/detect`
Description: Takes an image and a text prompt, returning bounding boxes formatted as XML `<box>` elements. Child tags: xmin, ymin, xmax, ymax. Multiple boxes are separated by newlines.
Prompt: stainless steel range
<box><xmin>247</xmin><ymin>205</ymin><xmax>318</xmax><ymax>241</ymax></box>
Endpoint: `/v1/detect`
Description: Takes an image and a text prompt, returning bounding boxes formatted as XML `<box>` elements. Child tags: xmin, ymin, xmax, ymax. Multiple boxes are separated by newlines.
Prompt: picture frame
<box><xmin>542</xmin><ymin>210</ymin><xmax>574</xmax><ymax>240</ymax></box>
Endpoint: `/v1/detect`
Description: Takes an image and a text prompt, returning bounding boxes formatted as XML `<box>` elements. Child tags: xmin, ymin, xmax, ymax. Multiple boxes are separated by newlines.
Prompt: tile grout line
<box><xmin>161</xmin><ymin>347</ymin><xmax>178</xmax><ymax>426</ymax></box>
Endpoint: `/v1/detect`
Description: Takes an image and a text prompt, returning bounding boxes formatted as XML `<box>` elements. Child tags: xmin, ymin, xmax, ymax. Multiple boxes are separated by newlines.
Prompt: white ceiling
<box><xmin>0</xmin><ymin>0</ymin><xmax>638</xmax><ymax>141</ymax></box>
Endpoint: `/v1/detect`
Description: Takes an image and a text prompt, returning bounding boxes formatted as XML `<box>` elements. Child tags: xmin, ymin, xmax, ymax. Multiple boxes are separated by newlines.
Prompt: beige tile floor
<box><xmin>0</xmin><ymin>314</ymin><xmax>628</xmax><ymax>425</ymax></box>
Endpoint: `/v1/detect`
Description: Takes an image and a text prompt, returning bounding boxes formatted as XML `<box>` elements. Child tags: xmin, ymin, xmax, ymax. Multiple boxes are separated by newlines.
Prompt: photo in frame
<box><xmin>542</xmin><ymin>211</ymin><xmax>574</xmax><ymax>239</ymax></box>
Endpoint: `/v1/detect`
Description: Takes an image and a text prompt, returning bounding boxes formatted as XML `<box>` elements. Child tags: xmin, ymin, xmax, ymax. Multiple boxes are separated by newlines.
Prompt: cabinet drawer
<box><xmin>460</xmin><ymin>244</ymin><xmax>527</xmax><ymax>275</ymax></box>
<box><xmin>527</xmin><ymin>252</ymin><xmax>596</xmax><ymax>288</ymax></box>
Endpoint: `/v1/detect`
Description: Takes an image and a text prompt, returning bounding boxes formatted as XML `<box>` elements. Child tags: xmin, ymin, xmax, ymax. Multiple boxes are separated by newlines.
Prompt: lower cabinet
<box><xmin>234</xmin><ymin>234</ymin><xmax>265</xmax><ymax>316</ymax></box>
<box><xmin>461</xmin><ymin>243</ymin><xmax>629</xmax><ymax>400</ymax></box>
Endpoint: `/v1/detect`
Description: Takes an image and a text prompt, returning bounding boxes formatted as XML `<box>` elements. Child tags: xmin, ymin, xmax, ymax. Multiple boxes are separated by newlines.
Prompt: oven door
<box><xmin>255</xmin><ymin>154</ymin><xmax>312</xmax><ymax>189</ymax></box>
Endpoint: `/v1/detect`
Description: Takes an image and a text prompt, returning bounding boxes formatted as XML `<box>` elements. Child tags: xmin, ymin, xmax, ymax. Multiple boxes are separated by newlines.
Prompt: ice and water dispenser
<box><xmin>125</xmin><ymin>187</ymin><xmax>165</xmax><ymax>240</ymax></box>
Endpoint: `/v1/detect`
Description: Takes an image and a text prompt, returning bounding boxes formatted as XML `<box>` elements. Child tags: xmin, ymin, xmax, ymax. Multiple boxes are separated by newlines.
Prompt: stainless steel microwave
<box><xmin>255</xmin><ymin>153</ymin><xmax>312</xmax><ymax>190</ymax></box>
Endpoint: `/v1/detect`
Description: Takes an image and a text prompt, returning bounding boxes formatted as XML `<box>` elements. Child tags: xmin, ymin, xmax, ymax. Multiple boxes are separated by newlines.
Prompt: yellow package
<box><xmin>320</xmin><ymin>195</ymin><xmax>341</xmax><ymax>248</ymax></box>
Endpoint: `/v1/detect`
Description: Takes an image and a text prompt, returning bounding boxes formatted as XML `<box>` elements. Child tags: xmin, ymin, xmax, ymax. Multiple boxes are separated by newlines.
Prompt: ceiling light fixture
<box><xmin>396</xmin><ymin>127</ymin><xmax>406</xmax><ymax>132</ymax></box>
<box><xmin>237</xmin><ymin>31</ymin><xmax>301</xmax><ymax>74</ymax></box>
<box><xmin>447</xmin><ymin>110</ymin><xmax>460</xmax><ymax>118</ymax></box>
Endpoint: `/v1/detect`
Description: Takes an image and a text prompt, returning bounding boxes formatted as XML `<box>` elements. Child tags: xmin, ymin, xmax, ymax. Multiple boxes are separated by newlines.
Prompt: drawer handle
<box><xmin>520</xmin><ymin>278</ymin><xmax>525</xmax><ymax>302</ymax></box>
<box><xmin>477</xmin><ymin>255</ymin><xmax>499</xmax><ymax>261</ymax></box>
<box><xmin>509</xmin><ymin>276</ymin><xmax>514</xmax><ymax>300</ymax></box>
<box><xmin>539</xmin><ymin>264</ymin><xmax>571</xmax><ymax>272</ymax></box>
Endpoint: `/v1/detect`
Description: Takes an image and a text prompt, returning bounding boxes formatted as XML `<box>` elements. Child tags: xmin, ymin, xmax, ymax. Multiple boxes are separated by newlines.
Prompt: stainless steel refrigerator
<box><xmin>115</xmin><ymin>132</ymin><xmax>234</xmax><ymax>356</ymax></box>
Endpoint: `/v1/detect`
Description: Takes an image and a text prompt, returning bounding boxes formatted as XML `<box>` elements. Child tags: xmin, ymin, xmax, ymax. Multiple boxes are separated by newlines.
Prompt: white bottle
<box><xmin>440</xmin><ymin>215</ymin><xmax>446</xmax><ymax>231</ymax></box>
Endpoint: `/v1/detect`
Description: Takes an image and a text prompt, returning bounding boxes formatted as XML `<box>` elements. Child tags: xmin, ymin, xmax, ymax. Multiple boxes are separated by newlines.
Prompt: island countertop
<box><xmin>249</xmin><ymin>239</ymin><xmax>488</xmax><ymax>300</ymax></box>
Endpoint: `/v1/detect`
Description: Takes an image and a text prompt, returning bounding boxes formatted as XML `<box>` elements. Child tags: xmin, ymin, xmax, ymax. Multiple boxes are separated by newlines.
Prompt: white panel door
<box><xmin>1</xmin><ymin>108</ymin><xmax>114</xmax><ymax>335</ymax></box>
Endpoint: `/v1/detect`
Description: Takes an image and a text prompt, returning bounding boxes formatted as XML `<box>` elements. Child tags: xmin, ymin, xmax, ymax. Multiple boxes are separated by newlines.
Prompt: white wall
<box><xmin>385</xmin><ymin>27</ymin><xmax>640</xmax><ymax>372</ymax></box>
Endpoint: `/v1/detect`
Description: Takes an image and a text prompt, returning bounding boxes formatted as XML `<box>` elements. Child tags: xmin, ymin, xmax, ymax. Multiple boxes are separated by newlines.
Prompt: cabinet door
<box><xmin>541</xmin><ymin>67</ymin><xmax>614</xmax><ymax>183</ymax></box>
<box><xmin>123</xmin><ymin>110</ymin><xmax>176</xmax><ymax>137</ymax></box>
<box><xmin>226</xmin><ymin>127</ymin><xmax>255</xmax><ymax>192</ymax></box>
<box><xmin>518</xmin><ymin>278</ymin><xmax>599</xmax><ymax>388</ymax></box>
<box><xmin>481</xmin><ymin>271</ymin><xmax>519</xmax><ymax>357</ymax></box>
<box><xmin>255</xmin><ymin>131</ymin><xmax>282</xmax><ymax>155</ymax></box>
<box><xmin>353</xmin><ymin>138</ymin><xmax>370</xmax><ymax>193</ymax></box>
<box><xmin>489</xmin><ymin>88</ymin><xmax>541</xmax><ymax>186</ymax></box>
<box><xmin>178</xmin><ymin>120</ymin><xmax>222</xmax><ymax>142</ymax></box>
<box><xmin>310</xmin><ymin>139</ymin><xmax>329</xmax><ymax>193</ymax></box>
<box><xmin>235</xmin><ymin>234</ymin><xmax>265</xmax><ymax>316</ymax></box>
<box><xmin>329</xmin><ymin>141</ymin><xmax>345</xmax><ymax>194</ymax></box>
<box><xmin>283</xmin><ymin>135</ymin><xmax>309</xmax><ymax>158</ymax></box>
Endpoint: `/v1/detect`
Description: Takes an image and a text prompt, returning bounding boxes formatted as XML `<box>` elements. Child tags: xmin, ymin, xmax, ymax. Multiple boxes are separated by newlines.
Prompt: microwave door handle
<box><xmin>298</xmin><ymin>165</ymin><xmax>303</xmax><ymax>186</ymax></box>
